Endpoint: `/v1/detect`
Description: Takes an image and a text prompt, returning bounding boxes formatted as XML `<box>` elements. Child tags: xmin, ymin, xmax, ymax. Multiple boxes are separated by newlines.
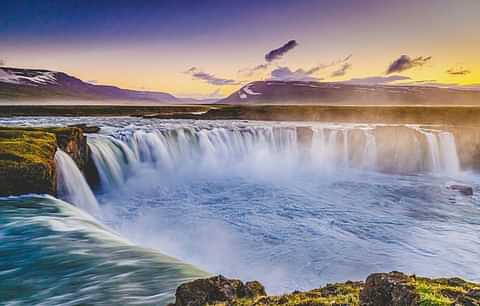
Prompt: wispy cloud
<box><xmin>341</xmin><ymin>75</ymin><xmax>411</xmax><ymax>85</ymax></box>
<box><xmin>446</xmin><ymin>67</ymin><xmax>471</xmax><ymax>75</ymax></box>
<box><xmin>330</xmin><ymin>63</ymin><xmax>352</xmax><ymax>77</ymax></box>
<box><xmin>269</xmin><ymin>66</ymin><xmax>323</xmax><ymax>82</ymax></box>
<box><xmin>185</xmin><ymin>67</ymin><xmax>240</xmax><ymax>86</ymax></box>
<box><xmin>265</xmin><ymin>40</ymin><xmax>298</xmax><ymax>62</ymax></box>
<box><xmin>238</xmin><ymin>63</ymin><xmax>270</xmax><ymax>77</ymax></box>
<box><xmin>0</xmin><ymin>59</ymin><xmax>5</xmax><ymax>66</ymax></box>
<box><xmin>386</xmin><ymin>55</ymin><xmax>432</xmax><ymax>74</ymax></box>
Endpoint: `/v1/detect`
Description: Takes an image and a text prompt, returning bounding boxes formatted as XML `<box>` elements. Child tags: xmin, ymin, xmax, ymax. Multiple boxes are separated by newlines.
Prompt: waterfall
<box><xmin>438</xmin><ymin>132</ymin><xmax>461</xmax><ymax>175</ymax></box>
<box><xmin>55</xmin><ymin>150</ymin><xmax>99</xmax><ymax>215</ymax></box>
<box><xmin>87</xmin><ymin>124</ymin><xmax>463</xmax><ymax>191</ymax></box>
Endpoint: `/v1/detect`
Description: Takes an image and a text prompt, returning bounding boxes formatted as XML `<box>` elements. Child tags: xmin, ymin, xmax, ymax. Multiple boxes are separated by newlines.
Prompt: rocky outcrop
<box><xmin>168</xmin><ymin>272</ymin><xmax>480</xmax><ymax>306</ymax></box>
<box><xmin>360</xmin><ymin>272</ymin><xmax>419</xmax><ymax>305</ymax></box>
<box><xmin>0</xmin><ymin>129</ymin><xmax>57</xmax><ymax>196</ymax></box>
<box><xmin>168</xmin><ymin>275</ymin><xmax>266</xmax><ymax>306</ymax></box>
<box><xmin>0</xmin><ymin>126</ymin><xmax>97</xmax><ymax>196</ymax></box>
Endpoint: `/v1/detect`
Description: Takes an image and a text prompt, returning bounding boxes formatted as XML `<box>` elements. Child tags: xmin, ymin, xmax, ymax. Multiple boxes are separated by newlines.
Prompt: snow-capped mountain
<box><xmin>220</xmin><ymin>80</ymin><xmax>480</xmax><ymax>105</ymax></box>
<box><xmin>0</xmin><ymin>67</ymin><xmax>198</xmax><ymax>103</ymax></box>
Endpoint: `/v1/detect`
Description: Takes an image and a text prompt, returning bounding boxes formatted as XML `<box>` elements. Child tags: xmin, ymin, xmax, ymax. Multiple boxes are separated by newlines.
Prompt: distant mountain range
<box><xmin>0</xmin><ymin>67</ymin><xmax>211</xmax><ymax>104</ymax></box>
<box><xmin>219</xmin><ymin>81</ymin><xmax>480</xmax><ymax>105</ymax></box>
<box><xmin>2</xmin><ymin>67</ymin><xmax>480</xmax><ymax>105</ymax></box>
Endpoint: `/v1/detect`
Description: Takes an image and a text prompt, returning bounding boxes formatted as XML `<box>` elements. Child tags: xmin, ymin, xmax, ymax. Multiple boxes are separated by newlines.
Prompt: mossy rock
<box><xmin>170</xmin><ymin>273</ymin><xmax>480</xmax><ymax>306</ymax></box>
<box><xmin>0</xmin><ymin>129</ymin><xmax>57</xmax><ymax>196</ymax></box>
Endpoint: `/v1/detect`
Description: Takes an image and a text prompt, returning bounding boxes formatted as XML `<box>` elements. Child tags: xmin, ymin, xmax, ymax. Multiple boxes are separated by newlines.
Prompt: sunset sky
<box><xmin>1</xmin><ymin>0</ymin><xmax>479</xmax><ymax>98</ymax></box>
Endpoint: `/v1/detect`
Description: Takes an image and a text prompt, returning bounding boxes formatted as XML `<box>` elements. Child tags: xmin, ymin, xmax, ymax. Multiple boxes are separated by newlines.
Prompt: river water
<box><xmin>1</xmin><ymin>117</ymin><xmax>479</xmax><ymax>305</ymax></box>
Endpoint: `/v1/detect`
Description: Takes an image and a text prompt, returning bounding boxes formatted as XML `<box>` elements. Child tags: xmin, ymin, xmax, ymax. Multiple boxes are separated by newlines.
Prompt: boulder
<box><xmin>360</xmin><ymin>272</ymin><xmax>420</xmax><ymax>306</ymax></box>
<box><xmin>449</xmin><ymin>184</ymin><xmax>474</xmax><ymax>196</ymax></box>
<box><xmin>170</xmin><ymin>275</ymin><xmax>266</xmax><ymax>306</ymax></box>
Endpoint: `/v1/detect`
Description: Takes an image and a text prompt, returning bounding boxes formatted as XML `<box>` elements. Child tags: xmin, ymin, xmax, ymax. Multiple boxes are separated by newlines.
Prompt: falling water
<box><xmin>87</xmin><ymin>125</ymin><xmax>463</xmax><ymax>190</ymax></box>
<box><xmin>55</xmin><ymin>150</ymin><xmax>100</xmax><ymax>215</ymax></box>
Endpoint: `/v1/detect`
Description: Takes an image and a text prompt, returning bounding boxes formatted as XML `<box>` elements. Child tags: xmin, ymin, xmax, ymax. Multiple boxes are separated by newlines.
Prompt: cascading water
<box><xmin>88</xmin><ymin>124</ymin><xmax>462</xmax><ymax>188</ymax></box>
<box><xmin>55</xmin><ymin>150</ymin><xmax>100</xmax><ymax>215</ymax></box>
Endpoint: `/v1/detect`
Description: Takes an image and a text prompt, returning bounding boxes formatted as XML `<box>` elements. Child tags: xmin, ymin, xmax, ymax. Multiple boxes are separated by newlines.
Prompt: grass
<box><xmin>413</xmin><ymin>277</ymin><xmax>478</xmax><ymax>306</ymax></box>
<box><xmin>212</xmin><ymin>282</ymin><xmax>363</xmax><ymax>306</ymax></box>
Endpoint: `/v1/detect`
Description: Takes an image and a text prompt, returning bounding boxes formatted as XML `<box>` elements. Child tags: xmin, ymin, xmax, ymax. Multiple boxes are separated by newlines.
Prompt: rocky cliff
<box><xmin>0</xmin><ymin>126</ymin><xmax>96</xmax><ymax>196</ymax></box>
<box><xmin>168</xmin><ymin>272</ymin><xmax>480</xmax><ymax>306</ymax></box>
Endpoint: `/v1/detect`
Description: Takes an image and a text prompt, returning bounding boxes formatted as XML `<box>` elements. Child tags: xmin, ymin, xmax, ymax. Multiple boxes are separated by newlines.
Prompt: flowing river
<box><xmin>1</xmin><ymin>117</ymin><xmax>479</xmax><ymax>305</ymax></box>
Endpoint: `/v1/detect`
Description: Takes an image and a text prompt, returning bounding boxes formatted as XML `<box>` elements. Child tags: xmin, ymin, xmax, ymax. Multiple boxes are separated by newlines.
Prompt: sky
<box><xmin>1</xmin><ymin>0</ymin><xmax>479</xmax><ymax>98</ymax></box>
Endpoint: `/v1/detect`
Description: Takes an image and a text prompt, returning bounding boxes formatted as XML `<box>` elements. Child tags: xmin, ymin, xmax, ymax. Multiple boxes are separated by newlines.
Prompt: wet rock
<box><xmin>360</xmin><ymin>271</ymin><xmax>419</xmax><ymax>306</ymax></box>
<box><xmin>171</xmin><ymin>275</ymin><xmax>266</xmax><ymax>306</ymax></box>
<box><xmin>67</xmin><ymin>123</ymin><xmax>101</xmax><ymax>134</ymax></box>
<box><xmin>449</xmin><ymin>184</ymin><xmax>474</xmax><ymax>196</ymax></box>
<box><xmin>0</xmin><ymin>126</ymin><xmax>94</xmax><ymax>196</ymax></box>
<box><xmin>296</xmin><ymin>126</ymin><xmax>313</xmax><ymax>147</ymax></box>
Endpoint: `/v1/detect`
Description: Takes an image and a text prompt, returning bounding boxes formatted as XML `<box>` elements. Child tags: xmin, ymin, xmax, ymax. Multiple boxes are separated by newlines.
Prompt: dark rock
<box><xmin>449</xmin><ymin>184</ymin><xmax>474</xmax><ymax>196</ymax></box>
<box><xmin>447</xmin><ymin>277</ymin><xmax>468</xmax><ymax>287</ymax></box>
<box><xmin>171</xmin><ymin>275</ymin><xmax>266</xmax><ymax>306</ymax></box>
<box><xmin>360</xmin><ymin>271</ymin><xmax>419</xmax><ymax>306</ymax></box>
<box><xmin>67</xmin><ymin>124</ymin><xmax>101</xmax><ymax>134</ymax></box>
<box><xmin>455</xmin><ymin>295</ymin><xmax>479</xmax><ymax>306</ymax></box>
<box><xmin>440</xmin><ymin>288</ymin><xmax>463</xmax><ymax>300</ymax></box>
<box><xmin>296</xmin><ymin>126</ymin><xmax>313</xmax><ymax>147</ymax></box>
<box><xmin>467</xmin><ymin>289</ymin><xmax>480</xmax><ymax>300</ymax></box>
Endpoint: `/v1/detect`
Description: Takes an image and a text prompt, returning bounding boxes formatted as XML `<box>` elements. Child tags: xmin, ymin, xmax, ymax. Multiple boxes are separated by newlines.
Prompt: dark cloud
<box><xmin>341</xmin><ymin>75</ymin><xmax>410</xmax><ymax>85</ymax></box>
<box><xmin>270</xmin><ymin>66</ymin><xmax>323</xmax><ymax>82</ymax></box>
<box><xmin>386</xmin><ymin>55</ymin><xmax>432</xmax><ymax>74</ymax></box>
<box><xmin>446</xmin><ymin>67</ymin><xmax>471</xmax><ymax>75</ymax></box>
<box><xmin>185</xmin><ymin>67</ymin><xmax>240</xmax><ymax>86</ymax></box>
<box><xmin>265</xmin><ymin>40</ymin><xmax>298</xmax><ymax>62</ymax></box>
<box><xmin>330</xmin><ymin>63</ymin><xmax>352</xmax><ymax>77</ymax></box>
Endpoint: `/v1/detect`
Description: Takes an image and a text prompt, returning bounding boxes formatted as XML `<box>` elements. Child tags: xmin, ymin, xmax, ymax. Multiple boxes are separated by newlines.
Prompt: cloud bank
<box><xmin>265</xmin><ymin>40</ymin><xmax>298</xmax><ymax>62</ymax></box>
<box><xmin>269</xmin><ymin>66</ymin><xmax>323</xmax><ymax>82</ymax></box>
<box><xmin>185</xmin><ymin>67</ymin><xmax>240</xmax><ymax>86</ymax></box>
<box><xmin>386</xmin><ymin>55</ymin><xmax>432</xmax><ymax>74</ymax></box>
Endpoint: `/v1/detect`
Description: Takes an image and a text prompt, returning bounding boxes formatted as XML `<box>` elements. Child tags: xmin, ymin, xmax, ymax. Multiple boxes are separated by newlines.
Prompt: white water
<box><xmin>55</xmin><ymin>150</ymin><xmax>100</xmax><ymax>215</ymax></box>
<box><xmin>87</xmin><ymin>124</ymin><xmax>462</xmax><ymax>188</ymax></box>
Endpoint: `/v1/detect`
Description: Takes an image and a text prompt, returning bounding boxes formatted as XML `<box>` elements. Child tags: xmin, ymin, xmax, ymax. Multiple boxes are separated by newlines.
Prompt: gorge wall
<box><xmin>0</xmin><ymin>126</ymin><xmax>94</xmax><ymax>196</ymax></box>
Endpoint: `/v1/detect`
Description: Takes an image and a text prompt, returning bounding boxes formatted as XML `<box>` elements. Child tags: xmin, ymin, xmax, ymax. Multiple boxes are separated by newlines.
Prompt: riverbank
<box><xmin>168</xmin><ymin>272</ymin><xmax>480</xmax><ymax>306</ymax></box>
<box><xmin>2</xmin><ymin>104</ymin><xmax>480</xmax><ymax>125</ymax></box>
<box><xmin>0</xmin><ymin>126</ymin><xmax>96</xmax><ymax>196</ymax></box>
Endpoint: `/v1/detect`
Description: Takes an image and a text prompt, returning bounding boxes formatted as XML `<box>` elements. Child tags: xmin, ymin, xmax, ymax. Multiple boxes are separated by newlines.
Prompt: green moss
<box><xmin>412</xmin><ymin>277</ymin><xmax>479</xmax><ymax>306</ymax></box>
<box><xmin>0</xmin><ymin>128</ymin><xmax>58</xmax><ymax>196</ymax></box>
<box><xmin>214</xmin><ymin>282</ymin><xmax>362</xmax><ymax>306</ymax></box>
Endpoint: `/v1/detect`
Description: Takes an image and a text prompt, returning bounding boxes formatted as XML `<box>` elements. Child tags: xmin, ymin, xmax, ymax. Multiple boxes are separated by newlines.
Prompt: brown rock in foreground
<box><xmin>169</xmin><ymin>275</ymin><xmax>266</xmax><ymax>306</ymax></box>
<box><xmin>360</xmin><ymin>272</ymin><xmax>419</xmax><ymax>306</ymax></box>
